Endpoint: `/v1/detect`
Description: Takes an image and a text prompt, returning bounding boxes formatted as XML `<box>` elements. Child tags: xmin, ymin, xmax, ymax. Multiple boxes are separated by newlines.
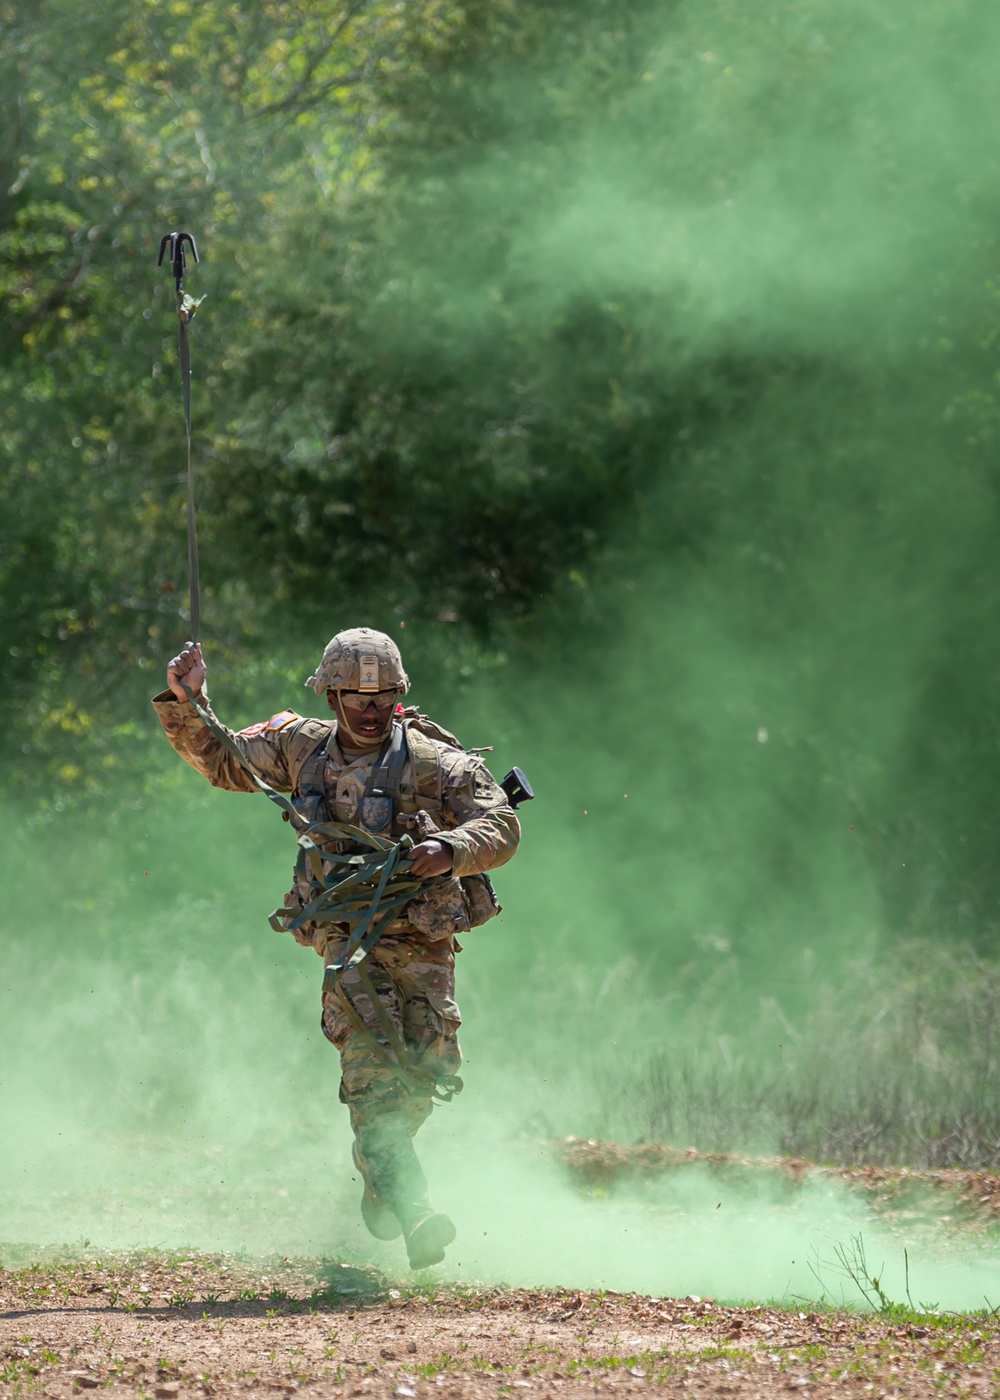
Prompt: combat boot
<box><xmin>400</xmin><ymin>1207</ymin><xmax>457</xmax><ymax>1270</ymax></box>
<box><xmin>355</xmin><ymin>1111</ymin><xmax>455</xmax><ymax>1268</ymax></box>
<box><xmin>352</xmin><ymin>1141</ymin><xmax>401</xmax><ymax>1241</ymax></box>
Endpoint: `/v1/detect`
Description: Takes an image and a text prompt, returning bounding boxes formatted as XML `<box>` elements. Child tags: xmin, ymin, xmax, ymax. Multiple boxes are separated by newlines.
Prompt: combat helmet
<box><xmin>305</xmin><ymin>627</ymin><xmax>410</xmax><ymax>696</ymax></box>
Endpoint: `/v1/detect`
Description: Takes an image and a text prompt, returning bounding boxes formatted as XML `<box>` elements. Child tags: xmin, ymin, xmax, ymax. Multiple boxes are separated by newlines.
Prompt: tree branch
<box><xmin>245</xmin><ymin>0</ymin><xmax>374</xmax><ymax>120</ymax></box>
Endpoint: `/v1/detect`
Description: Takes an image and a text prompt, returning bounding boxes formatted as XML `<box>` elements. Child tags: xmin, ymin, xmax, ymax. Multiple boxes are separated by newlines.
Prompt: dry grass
<box><xmin>592</xmin><ymin>943</ymin><xmax>1000</xmax><ymax>1170</ymax></box>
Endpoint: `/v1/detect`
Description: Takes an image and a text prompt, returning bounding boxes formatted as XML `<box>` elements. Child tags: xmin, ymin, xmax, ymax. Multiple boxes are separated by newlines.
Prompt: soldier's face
<box><xmin>327</xmin><ymin>687</ymin><xmax>397</xmax><ymax>747</ymax></box>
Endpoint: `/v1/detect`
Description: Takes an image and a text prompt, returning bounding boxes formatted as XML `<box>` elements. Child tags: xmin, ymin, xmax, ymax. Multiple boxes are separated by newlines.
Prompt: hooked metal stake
<box><xmin>158</xmin><ymin>230</ymin><xmax>199</xmax><ymax>297</ymax></box>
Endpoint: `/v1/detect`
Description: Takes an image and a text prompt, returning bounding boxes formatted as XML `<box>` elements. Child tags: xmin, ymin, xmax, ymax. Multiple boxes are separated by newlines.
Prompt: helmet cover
<box><xmin>305</xmin><ymin>627</ymin><xmax>410</xmax><ymax>695</ymax></box>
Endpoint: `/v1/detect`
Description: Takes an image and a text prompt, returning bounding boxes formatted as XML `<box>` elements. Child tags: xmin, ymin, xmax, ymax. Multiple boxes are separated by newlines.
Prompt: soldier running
<box><xmin>154</xmin><ymin>627</ymin><xmax>520</xmax><ymax>1269</ymax></box>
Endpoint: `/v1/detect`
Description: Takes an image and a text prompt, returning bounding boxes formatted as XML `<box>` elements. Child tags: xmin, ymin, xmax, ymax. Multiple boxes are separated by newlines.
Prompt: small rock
<box><xmin>155</xmin><ymin>1385</ymin><xmax>180</xmax><ymax>1398</ymax></box>
<box><xmin>629</xmin><ymin>1366</ymin><xmax>647</xmax><ymax>1378</ymax></box>
<box><xmin>70</xmin><ymin>1374</ymin><xmax>101</xmax><ymax>1390</ymax></box>
<box><xmin>406</xmin><ymin>1342</ymin><xmax>417</xmax><ymax>1355</ymax></box>
<box><xmin>394</xmin><ymin>1388</ymin><xmax>416</xmax><ymax>1398</ymax></box>
<box><xmin>380</xmin><ymin>1349</ymin><xmax>397</xmax><ymax>1360</ymax></box>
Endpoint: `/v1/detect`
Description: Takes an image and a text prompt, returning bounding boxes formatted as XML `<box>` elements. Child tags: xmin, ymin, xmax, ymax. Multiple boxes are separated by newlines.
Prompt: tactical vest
<box><xmin>281</xmin><ymin>712</ymin><xmax>500</xmax><ymax>928</ymax></box>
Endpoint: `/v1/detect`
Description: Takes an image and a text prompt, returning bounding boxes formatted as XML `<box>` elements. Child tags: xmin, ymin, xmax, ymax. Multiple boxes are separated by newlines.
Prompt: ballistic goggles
<box><xmin>329</xmin><ymin>687</ymin><xmax>401</xmax><ymax>714</ymax></box>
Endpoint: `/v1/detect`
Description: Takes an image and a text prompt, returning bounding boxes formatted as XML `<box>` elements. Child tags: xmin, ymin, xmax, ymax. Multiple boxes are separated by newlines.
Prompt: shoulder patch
<box><xmin>238</xmin><ymin>710</ymin><xmax>299</xmax><ymax>738</ymax></box>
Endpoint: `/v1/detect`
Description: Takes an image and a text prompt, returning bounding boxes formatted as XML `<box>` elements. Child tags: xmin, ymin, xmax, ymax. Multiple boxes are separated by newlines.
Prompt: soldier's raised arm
<box><xmin>153</xmin><ymin>641</ymin><xmax>294</xmax><ymax>794</ymax></box>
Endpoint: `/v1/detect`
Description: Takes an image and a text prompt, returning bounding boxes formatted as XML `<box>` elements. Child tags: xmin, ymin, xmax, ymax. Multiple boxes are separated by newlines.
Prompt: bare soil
<box><xmin>2</xmin><ymin>1251</ymin><xmax>999</xmax><ymax>1400</ymax></box>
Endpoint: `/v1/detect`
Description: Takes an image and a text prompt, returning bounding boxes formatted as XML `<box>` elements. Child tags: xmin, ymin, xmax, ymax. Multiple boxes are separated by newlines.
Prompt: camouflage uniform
<box><xmin>152</xmin><ymin>681</ymin><xmax>519</xmax><ymax>1247</ymax></box>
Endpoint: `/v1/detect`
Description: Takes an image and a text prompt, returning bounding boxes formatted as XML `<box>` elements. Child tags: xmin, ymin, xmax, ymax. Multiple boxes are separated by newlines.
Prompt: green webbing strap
<box><xmin>181</xmin><ymin>681</ymin><xmax>301</xmax><ymax>820</ymax></box>
<box><xmin>288</xmin><ymin>813</ymin><xmax>434</xmax><ymax>972</ymax></box>
<box><xmin>351</xmin><ymin>961</ymin><xmax>463</xmax><ymax>1103</ymax></box>
<box><xmin>329</xmin><ymin>974</ymin><xmax>421</xmax><ymax>1095</ymax></box>
<box><xmin>327</xmin><ymin>963</ymin><xmax>463</xmax><ymax>1104</ymax></box>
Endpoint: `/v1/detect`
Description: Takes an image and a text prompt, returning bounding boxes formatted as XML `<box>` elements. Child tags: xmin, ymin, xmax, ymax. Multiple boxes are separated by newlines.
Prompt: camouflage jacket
<box><xmin>152</xmin><ymin>689</ymin><xmax>520</xmax><ymax>942</ymax></box>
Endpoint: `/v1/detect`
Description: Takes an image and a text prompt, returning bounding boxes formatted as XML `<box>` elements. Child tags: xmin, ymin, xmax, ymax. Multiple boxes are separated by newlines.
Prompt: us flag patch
<box><xmin>240</xmin><ymin>710</ymin><xmax>298</xmax><ymax>737</ymax></box>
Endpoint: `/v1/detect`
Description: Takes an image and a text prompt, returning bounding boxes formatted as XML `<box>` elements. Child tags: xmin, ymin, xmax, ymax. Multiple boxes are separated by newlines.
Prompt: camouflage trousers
<box><xmin>320</xmin><ymin>929</ymin><xmax>462</xmax><ymax>1223</ymax></box>
<box><xmin>320</xmin><ymin>929</ymin><xmax>462</xmax><ymax>1138</ymax></box>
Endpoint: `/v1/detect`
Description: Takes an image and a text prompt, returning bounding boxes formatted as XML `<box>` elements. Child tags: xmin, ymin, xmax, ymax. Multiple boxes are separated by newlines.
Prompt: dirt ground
<box><xmin>3</xmin><ymin>1251</ymin><xmax>999</xmax><ymax>1400</ymax></box>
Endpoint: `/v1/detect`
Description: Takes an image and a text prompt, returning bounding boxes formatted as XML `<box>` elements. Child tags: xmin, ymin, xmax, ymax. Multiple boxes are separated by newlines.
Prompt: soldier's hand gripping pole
<box><xmin>158</xmin><ymin>231</ymin><xmax>204</xmax><ymax>642</ymax></box>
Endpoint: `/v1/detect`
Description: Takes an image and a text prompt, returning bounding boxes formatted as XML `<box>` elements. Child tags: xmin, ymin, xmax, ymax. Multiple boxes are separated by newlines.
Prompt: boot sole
<box><xmin>406</xmin><ymin>1213</ymin><xmax>457</xmax><ymax>1270</ymax></box>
